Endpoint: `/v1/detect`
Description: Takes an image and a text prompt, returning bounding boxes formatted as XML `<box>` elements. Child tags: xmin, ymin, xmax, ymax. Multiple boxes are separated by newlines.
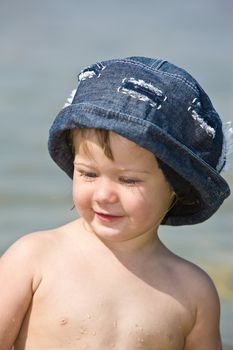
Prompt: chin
<box><xmin>87</xmin><ymin>222</ymin><xmax>132</xmax><ymax>242</ymax></box>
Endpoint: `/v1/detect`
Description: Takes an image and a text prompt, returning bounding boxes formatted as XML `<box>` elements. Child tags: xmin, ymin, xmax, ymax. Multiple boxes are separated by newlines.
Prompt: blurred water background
<box><xmin>0</xmin><ymin>0</ymin><xmax>233</xmax><ymax>347</ymax></box>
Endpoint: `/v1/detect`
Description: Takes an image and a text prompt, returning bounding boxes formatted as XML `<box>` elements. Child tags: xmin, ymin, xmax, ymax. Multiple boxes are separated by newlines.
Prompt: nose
<box><xmin>93</xmin><ymin>177</ymin><xmax>118</xmax><ymax>204</ymax></box>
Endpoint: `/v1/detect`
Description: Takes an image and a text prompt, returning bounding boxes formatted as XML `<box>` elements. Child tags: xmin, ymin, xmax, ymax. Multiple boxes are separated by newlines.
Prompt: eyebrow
<box><xmin>119</xmin><ymin>168</ymin><xmax>151</xmax><ymax>174</ymax></box>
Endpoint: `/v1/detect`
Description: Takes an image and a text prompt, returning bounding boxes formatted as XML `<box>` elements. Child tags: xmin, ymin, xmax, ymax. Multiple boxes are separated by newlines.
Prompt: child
<box><xmin>0</xmin><ymin>56</ymin><xmax>232</xmax><ymax>350</ymax></box>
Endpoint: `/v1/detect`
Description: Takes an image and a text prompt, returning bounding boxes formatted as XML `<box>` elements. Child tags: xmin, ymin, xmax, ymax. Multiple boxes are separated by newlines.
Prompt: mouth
<box><xmin>95</xmin><ymin>212</ymin><xmax>123</xmax><ymax>222</ymax></box>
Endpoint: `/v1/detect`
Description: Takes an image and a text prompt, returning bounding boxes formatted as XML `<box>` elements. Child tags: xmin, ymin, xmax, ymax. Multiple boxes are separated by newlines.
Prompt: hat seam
<box><xmin>102</xmin><ymin>59</ymin><xmax>199</xmax><ymax>95</ymax></box>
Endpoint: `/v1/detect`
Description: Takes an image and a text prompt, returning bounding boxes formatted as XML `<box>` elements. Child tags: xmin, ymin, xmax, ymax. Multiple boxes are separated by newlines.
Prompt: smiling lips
<box><xmin>95</xmin><ymin>212</ymin><xmax>123</xmax><ymax>222</ymax></box>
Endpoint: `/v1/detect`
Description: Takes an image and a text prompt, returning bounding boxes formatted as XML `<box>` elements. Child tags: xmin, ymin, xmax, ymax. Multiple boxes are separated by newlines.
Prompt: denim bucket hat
<box><xmin>48</xmin><ymin>56</ymin><xmax>231</xmax><ymax>226</ymax></box>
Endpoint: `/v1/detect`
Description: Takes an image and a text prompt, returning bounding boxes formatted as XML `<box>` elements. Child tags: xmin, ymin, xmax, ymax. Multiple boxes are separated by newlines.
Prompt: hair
<box><xmin>69</xmin><ymin>128</ymin><xmax>114</xmax><ymax>160</ymax></box>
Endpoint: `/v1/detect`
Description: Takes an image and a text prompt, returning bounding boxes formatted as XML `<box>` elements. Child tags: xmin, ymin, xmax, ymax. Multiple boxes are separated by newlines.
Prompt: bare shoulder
<box><xmin>182</xmin><ymin>260</ymin><xmax>221</xmax><ymax>349</ymax></box>
<box><xmin>1</xmin><ymin>219</ymin><xmax>81</xmax><ymax>284</ymax></box>
<box><xmin>2</xmin><ymin>218</ymin><xmax>80</xmax><ymax>253</ymax></box>
<box><xmin>166</xmin><ymin>249</ymin><xmax>220</xmax><ymax>309</ymax></box>
<box><xmin>1</xmin><ymin>231</ymin><xmax>52</xmax><ymax>295</ymax></box>
<box><xmin>0</xmin><ymin>220</ymin><xmax>81</xmax><ymax>349</ymax></box>
<box><xmin>165</xmin><ymin>251</ymin><xmax>221</xmax><ymax>349</ymax></box>
<box><xmin>2</xmin><ymin>228</ymin><xmax>59</xmax><ymax>267</ymax></box>
<box><xmin>174</xmin><ymin>253</ymin><xmax>219</xmax><ymax>301</ymax></box>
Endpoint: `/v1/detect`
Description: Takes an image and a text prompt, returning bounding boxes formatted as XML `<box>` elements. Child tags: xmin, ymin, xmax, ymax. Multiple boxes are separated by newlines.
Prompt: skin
<box><xmin>0</xmin><ymin>131</ymin><xmax>222</xmax><ymax>349</ymax></box>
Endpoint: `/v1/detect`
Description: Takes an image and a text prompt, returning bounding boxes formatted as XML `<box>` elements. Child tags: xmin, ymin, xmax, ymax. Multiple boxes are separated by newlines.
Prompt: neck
<box><xmin>98</xmin><ymin>227</ymin><xmax>163</xmax><ymax>259</ymax></box>
<box><xmin>80</xmin><ymin>218</ymin><xmax>164</xmax><ymax>259</ymax></box>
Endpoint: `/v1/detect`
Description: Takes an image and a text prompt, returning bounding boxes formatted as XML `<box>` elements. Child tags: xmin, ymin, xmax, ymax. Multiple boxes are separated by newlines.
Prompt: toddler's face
<box><xmin>72</xmin><ymin>130</ymin><xmax>174</xmax><ymax>244</ymax></box>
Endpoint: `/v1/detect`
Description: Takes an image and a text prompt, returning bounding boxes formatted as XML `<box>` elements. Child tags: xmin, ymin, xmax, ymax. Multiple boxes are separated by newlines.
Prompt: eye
<box><xmin>79</xmin><ymin>170</ymin><xmax>98</xmax><ymax>179</ymax></box>
<box><xmin>119</xmin><ymin>177</ymin><xmax>141</xmax><ymax>185</ymax></box>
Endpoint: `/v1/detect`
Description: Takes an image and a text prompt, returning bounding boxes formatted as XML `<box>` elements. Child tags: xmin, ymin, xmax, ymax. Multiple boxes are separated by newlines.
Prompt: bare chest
<box><xmin>16</xmin><ymin>256</ymin><xmax>191</xmax><ymax>350</ymax></box>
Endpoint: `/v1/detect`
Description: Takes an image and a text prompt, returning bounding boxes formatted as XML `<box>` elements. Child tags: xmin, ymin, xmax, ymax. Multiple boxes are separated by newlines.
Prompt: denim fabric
<box><xmin>48</xmin><ymin>56</ymin><xmax>230</xmax><ymax>225</ymax></box>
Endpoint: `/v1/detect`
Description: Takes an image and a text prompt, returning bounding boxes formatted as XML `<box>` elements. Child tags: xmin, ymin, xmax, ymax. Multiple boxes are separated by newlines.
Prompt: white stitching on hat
<box><xmin>125</xmin><ymin>77</ymin><xmax>164</xmax><ymax>96</ymax></box>
<box><xmin>78</xmin><ymin>70</ymin><xmax>96</xmax><ymax>81</ymax></box>
<box><xmin>78</xmin><ymin>62</ymin><xmax>106</xmax><ymax>81</ymax></box>
<box><xmin>112</xmin><ymin>59</ymin><xmax>199</xmax><ymax>94</ymax></box>
<box><xmin>63</xmin><ymin>89</ymin><xmax>77</xmax><ymax>109</ymax></box>
<box><xmin>190</xmin><ymin>109</ymin><xmax>216</xmax><ymax>138</ymax></box>
<box><xmin>118</xmin><ymin>77</ymin><xmax>167</xmax><ymax>109</ymax></box>
<box><xmin>216</xmin><ymin>121</ymin><xmax>233</xmax><ymax>172</ymax></box>
<box><xmin>188</xmin><ymin>98</ymin><xmax>216</xmax><ymax>138</ymax></box>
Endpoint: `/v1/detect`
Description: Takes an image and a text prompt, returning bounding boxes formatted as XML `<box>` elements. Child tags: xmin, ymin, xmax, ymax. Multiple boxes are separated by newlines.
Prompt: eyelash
<box><xmin>78</xmin><ymin>171</ymin><xmax>141</xmax><ymax>186</ymax></box>
<box><xmin>79</xmin><ymin>171</ymin><xmax>97</xmax><ymax>179</ymax></box>
<box><xmin>119</xmin><ymin>177</ymin><xmax>141</xmax><ymax>185</ymax></box>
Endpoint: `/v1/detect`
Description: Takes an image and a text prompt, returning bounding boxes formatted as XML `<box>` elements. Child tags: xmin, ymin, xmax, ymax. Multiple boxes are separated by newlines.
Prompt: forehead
<box><xmin>73</xmin><ymin>129</ymin><xmax>158</xmax><ymax>169</ymax></box>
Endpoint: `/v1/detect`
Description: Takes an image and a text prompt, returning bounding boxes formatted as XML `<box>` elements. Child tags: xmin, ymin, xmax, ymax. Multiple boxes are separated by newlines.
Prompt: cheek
<box><xmin>72</xmin><ymin>180</ymin><xmax>92</xmax><ymax>212</ymax></box>
<box><xmin>125</xmin><ymin>184</ymin><xmax>171</xmax><ymax>219</ymax></box>
<box><xmin>120</xmin><ymin>187</ymin><xmax>155</xmax><ymax>216</ymax></box>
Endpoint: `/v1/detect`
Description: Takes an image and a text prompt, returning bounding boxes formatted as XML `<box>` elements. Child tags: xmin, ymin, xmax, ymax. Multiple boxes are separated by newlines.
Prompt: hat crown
<box><xmin>75</xmin><ymin>56</ymin><xmax>223</xmax><ymax>171</ymax></box>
